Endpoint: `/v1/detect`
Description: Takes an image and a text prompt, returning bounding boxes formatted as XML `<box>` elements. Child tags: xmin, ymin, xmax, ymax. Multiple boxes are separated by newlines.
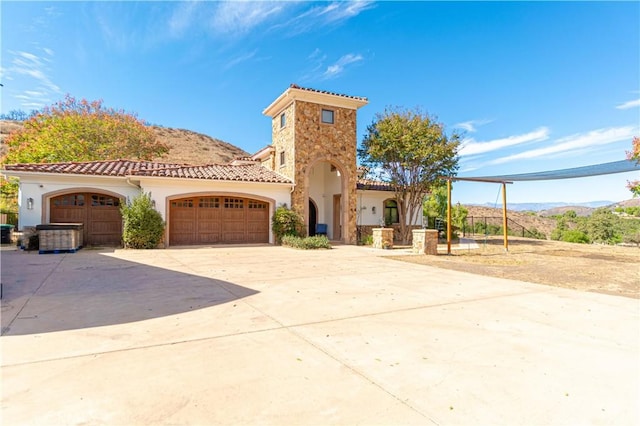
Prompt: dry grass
<box><xmin>390</xmin><ymin>236</ymin><xmax>640</xmax><ymax>299</ymax></box>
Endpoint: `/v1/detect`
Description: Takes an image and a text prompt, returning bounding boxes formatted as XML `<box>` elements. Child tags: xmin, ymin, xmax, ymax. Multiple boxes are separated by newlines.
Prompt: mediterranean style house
<box><xmin>2</xmin><ymin>85</ymin><xmax>420</xmax><ymax>247</ymax></box>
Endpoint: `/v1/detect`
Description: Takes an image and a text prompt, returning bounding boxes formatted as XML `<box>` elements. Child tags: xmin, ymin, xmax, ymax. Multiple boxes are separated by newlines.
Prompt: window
<box><xmin>384</xmin><ymin>199</ymin><xmax>399</xmax><ymax>226</ymax></box>
<box><xmin>171</xmin><ymin>199</ymin><xmax>194</xmax><ymax>208</ymax></box>
<box><xmin>248</xmin><ymin>201</ymin><xmax>267</xmax><ymax>209</ymax></box>
<box><xmin>279</xmin><ymin>151</ymin><xmax>286</xmax><ymax>167</ymax></box>
<box><xmin>224</xmin><ymin>198</ymin><xmax>244</xmax><ymax>209</ymax></box>
<box><xmin>91</xmin><ymin>195</ymin><xmax>120</xmax><ymax>207</ymax></box>
<box><xmin>321</xmin><ymin>109</ymin><xmax>334</xmax><ymax>124</ymax></box>
<box><xmin>53</xmin><ymin>194</ymin><xmax>85</xmax><ymax>206</ymax></box>
<box><xmin>199</xmin><ymin>197</ymin><xmax>220</xmax><ymax>208</ymax></box>
<box><xmin>280</xmin><ymin>112</ymin><xmax>286</xmax><ymax>128</ymax></box>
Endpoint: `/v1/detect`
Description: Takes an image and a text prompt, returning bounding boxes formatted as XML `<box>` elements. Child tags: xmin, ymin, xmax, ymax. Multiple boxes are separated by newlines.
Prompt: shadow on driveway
<box><xmin>1</xmin><ymin>248</ymin><xmax>258</xmax><ymax>336</ymax></box>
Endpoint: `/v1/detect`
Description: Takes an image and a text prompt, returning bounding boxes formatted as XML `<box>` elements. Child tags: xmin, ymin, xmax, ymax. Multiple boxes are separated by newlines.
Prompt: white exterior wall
<box><xmin>308</xmin><ymin>164</ymin><xmax>327</xmax><ymax>223</ymax></box>
<box><xmin>308</xmin><ymin>161</ymin><xmax>342</xmax><ymax>236</ymax></box>
<box><xmin>12</xmin><ymin>173</ymin><xmax>139</xmax><ymax>230</ymax></box>
<box><xmin>138</xmin><ymin>177</ymin><xmax>293</xmax><ymax>244</ymax></box>
<box><xmin>356</xmin><ymin>190</ymin><xmax>422</xmax><ymax>226</ymax></box>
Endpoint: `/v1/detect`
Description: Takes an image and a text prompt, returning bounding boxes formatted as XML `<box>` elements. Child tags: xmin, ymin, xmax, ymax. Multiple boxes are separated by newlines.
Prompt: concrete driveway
<box><xmin>1</xmin><ymin>245</ymin><xmax>638</xmax><ymax>425</ymax></box>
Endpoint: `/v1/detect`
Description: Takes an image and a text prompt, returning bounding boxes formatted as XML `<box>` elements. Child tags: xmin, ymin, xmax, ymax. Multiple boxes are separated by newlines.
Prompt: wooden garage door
<box><xmin>169</xmin><ymin>196</ymin><xmax>269</xmax><ymax>245</ymax></box>
<box><xmin>50</xmin><ymin>193</ymin><xmax>122</xmax><ymax>246</ymax></box>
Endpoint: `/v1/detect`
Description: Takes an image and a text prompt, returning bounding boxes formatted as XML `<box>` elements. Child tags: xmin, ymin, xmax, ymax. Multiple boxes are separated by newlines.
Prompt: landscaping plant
<box><xmin>120</xmin><ymin>192</ymin><xmax>165</xmax><ymax>249</ymax></box>
<box><xmin>281</xmin><ymin>235</ymin><xmax>331</xmax><ymax>249</ymax></box>
<box><xmin>271</xmin><ymin>204</ymin><xmax>303</xmax><ymax>244</ymax></box>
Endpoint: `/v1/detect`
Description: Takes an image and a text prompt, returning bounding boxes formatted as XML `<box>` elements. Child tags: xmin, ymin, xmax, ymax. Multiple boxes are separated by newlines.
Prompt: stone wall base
<box><xmin>372</xmin><ymin>228</ymin><xmax>394</xmax><ymax>249</ymax></box>
<box><xmin>412</xmin><ymin>229</ymin><xmax>439</xmax><ymax>255</ymax></box>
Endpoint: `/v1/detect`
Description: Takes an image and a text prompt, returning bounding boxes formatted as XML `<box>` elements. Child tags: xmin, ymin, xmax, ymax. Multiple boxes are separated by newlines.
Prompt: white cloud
<box><xmin>258</xmin><ymin>1</ymin><xmax>374</xmax><ymax>37</ymax></box>
<box><xmin>5</xmin><ymin>49</ymin><xmax>61</xmax><ymax>110</ymax></box>
<box><xmin>168</xmin><ymin>1</ymin><xmax>201</xmax><ymax>37</ymax></box>
<box><xmin>615</xmin><ymin>99</ymin><xmax>640</xmax><ymax>110</ymax></box>
<box><xmin>459</xmin><ymin>127</ymin><xmax>549</xmax><ymax>156</ymax></box>
<box><xmin>455</xmin><ymin>119</ymin><xmax>492</xmax><ymax>133</ymax></box>
<box><xmin>223</xmin><ymin>49</ymin><xmax>258</xmax><ymax>70</ymax></box>
<box><xmin>210</xmin><ymin>1</ymin><xmax>285</xmax><ymax>36</ymax></box>
<box><xmin>321</xmin><ymin>53</ymin><xmax>364</xmax><ymax>80</ymax></box>
<box><xmin>316</xmin><ymin>0</ymin><xmax>375</xmax><ymax>23</ymax></box>
<box><xmin>488</xmin><ymin>126</ymin><xmax>637</xmax><ymax>165</ymax></box>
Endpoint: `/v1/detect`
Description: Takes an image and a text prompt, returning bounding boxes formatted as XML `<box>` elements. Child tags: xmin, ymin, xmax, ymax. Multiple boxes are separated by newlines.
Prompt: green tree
<box><xmin>359</xmin><ymin>107</ymin><xmax>460</xmax><ymax>244</ymax></box>
<box><xmin>423</xmin><ymin>182</ymin><xmax>448</xmax><ymax>227</ymax></box>
<box><xmin>2</xmin><ymin>95</ymin><xmax>168</xmax><ymax>164</ymax></box>
<box><xmin>587</xmin><ymin>208</ymin><xmax>617</xmax><ymax>244</ymax></box>
<box><xmin>627</xmin><ymin>136</ymin><xmax>639</xmax><ymax>196</ymax></box>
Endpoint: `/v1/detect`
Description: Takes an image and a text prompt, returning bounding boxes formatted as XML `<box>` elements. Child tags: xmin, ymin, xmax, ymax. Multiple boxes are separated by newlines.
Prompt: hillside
<box><xmin>464</xmin><ymin>205</ymin><xmax>557</xmax><ymax>239</ymax></box>
<box><xmin>0</xmin><ymin>120</ymin><xmax>249</xmax><ymax>165</ymax></box>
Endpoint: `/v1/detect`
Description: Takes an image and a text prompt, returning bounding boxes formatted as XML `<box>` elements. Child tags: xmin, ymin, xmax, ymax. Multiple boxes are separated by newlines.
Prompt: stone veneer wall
<box><xmin>291</xmin><ymin>100</ymin><xmax>358</xmax><ymax>244</ymax></box>
<box><xmin>270</xmin><ymin>102</ymin><xmax>296</xmax><ymax>181</ymax></box>
<box><xmin>357</xmin><ymin>224</ymin><xmax>423</xmax><ymax>243</ymax></box>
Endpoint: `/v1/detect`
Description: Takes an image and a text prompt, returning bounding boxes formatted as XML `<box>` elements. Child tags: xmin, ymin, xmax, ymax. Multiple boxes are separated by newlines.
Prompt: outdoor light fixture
<box><xmin>27</xmin><ymin>197</ymin><xmax>34</xmax><ymax>210</ymax></box>
<box><xmin>371</xmin><ymin>206</ymin><xmax>376</xmax><ymax>214</ymax></box>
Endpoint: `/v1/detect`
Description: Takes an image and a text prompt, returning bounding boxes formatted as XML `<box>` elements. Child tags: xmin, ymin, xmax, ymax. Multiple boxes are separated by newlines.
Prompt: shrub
<box><xmin>560</xmin><ymin>229</ymin><xmax>590</xmax><ymax>244</ymax></box>
<box><xmin>272</xmin><ymin>204</ymin><xmax>303</xmax><ymax>244</ymax></box>
<box><xmin>360</xmin><ymin>234</ymin><xmax>374</xmax><ymax>245</ymax></box>
<box><xmin>120</xmin><ymin>192</ymin><xmax>165</xmax><ymax>249</ymax></box>
<box><xmin>282</xmin><ymin>235</ymin><xmax>331</xmax><ymax>250</ymax></box>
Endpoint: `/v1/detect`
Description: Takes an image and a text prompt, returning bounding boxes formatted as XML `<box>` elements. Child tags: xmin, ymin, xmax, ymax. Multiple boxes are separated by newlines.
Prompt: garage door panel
<box><xmin>170</xmin><ymin>196</ymin><xmax>268</xmax><ymax>246</ymax></box>
<box><xmin>50</xmin><ymin>192</ymin><xmax>122</xmax><ymax>246</ymax></box>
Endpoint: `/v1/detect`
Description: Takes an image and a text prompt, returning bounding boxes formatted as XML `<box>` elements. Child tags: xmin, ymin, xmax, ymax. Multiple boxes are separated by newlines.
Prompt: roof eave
<box><xmin>263</xmin><ymin>87</ymin><xmax>368</xmax><ymax>117</ymax></box>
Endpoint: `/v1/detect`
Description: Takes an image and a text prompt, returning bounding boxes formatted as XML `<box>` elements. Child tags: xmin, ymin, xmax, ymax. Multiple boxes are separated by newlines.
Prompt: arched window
<box><xmin>384</xmin><ymin>199</ymin><xmax>398</xmax><ymax>226</ymax></box>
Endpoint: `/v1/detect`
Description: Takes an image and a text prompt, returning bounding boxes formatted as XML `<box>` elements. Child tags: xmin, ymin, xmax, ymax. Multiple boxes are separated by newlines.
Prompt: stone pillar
<box><xmin>412</xmin><ymin>229</ymin><xmax>439</xmax><ymax>255</ymax></box>
<box><xmin>373</xmin><ymin>228</ymin><xmax>394</xmax><ymax>250</ymax></box>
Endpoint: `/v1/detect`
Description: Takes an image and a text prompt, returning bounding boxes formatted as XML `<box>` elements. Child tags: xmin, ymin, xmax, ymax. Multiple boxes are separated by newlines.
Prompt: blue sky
<box><xmin>1</xmin><ymin>1</ymin><xmax>639</xmax><ymax>204</ymax></box>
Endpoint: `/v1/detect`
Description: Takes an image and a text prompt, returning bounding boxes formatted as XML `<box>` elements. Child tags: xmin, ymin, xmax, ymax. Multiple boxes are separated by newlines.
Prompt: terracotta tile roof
<box><xmin>289</xmin><ymin>84</ymin><xmax>368</xmax><ymax>102</ymax></box>
<box><xmin>3</xmin><ymin>160</ymin><xmax>292</xmax><ymax>184</ymax></box>
<box><xmin>356</xmin><ymin>178</ymin><xmax>394</xmax><ymax>192</ymax></box>
<box><xmin>133</xmin><ymin>163</ymin><xmax>292</xmax><ymax>183</ymax></box>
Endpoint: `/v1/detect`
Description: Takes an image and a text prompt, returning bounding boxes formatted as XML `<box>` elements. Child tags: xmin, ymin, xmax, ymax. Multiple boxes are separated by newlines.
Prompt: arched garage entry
<box><xmin>169</xmin><ymin>195</ymin><xmax>270</xmax><ymax>246</ymax></box>
<box><xmin>49</xmin><ymin>191</ymin><xmax>123</xmax><ymax>246</ymax></box>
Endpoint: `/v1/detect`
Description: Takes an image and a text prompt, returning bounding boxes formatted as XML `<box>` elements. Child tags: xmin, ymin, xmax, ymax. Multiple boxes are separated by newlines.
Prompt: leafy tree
<box><xmin>587</xmin><ymin>208</ymin><xmax>617</xmax><ymax>243</ymax></box>
<box><xmin>0</xmin><ymin>110</ymin><xmax>32</xmax><ymax>121</ymax></box>
<box><xmin>121</xmin><ymin>192</ymin><xmax>165</xmax><ymax>249</ymax></box>
<box><xmin>628</xmin><ymin>136</ymin><xmax>640</xmax><ymax>196</ymax></box>
<box><xmin>423</xmin><ymin>182</ymin><xmax>447</xmax><ymax>227</ymax></box>
<box><xmin>452</xmin><ymin>203</ymin><xmax>468</xmax><ymax>230</ymax></box>
<box><xmin>359</xmin><ymin>107</ymin><xmax>460</xmax><ymax>244</ymax></box>
<box><xmin>2</xmin><ymin>95</ymin><xmax>168</xmax><ymax>164</ymax></box>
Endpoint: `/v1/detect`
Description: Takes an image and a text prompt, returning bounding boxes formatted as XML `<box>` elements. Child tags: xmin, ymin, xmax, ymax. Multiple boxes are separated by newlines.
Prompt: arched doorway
<box><xmin>306</xmin><ymin>160</ymin><xmax>345</xmax><ymax>241</ymax></box>
<box><xmin>308</xmin><ymin>199</ymin><xmax>318</xmax><ymax>236</ymax></box>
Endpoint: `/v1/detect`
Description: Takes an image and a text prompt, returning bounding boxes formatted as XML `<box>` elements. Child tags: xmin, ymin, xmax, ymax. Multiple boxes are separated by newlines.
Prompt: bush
<box><xmin>272</xmin><ymin>204</ymin><xmax>303</xmax><ymax>244</ymax></box>
<box><xmin>560</xmin><ymin>229</ymin><xmax>590</xmax><ymax>244</ymax></box>
<box><xmin>120</xmin><ymin>192</ymin><xmax>165</xmax><ymax>249</ymax></box>
<box><xmin>360</xmin><ymin>234</ymin><xmax>374</xmax><ymax>245</ymax></box>
<box><xmin>281</xmin><ymin>235</ymin><xmax>331</xmax><ymax>250</ymax></box>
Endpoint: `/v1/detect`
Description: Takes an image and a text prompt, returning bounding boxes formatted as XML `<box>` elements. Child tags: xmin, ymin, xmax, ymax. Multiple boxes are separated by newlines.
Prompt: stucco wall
<box><xmin>356</xmin><ymin>190</ymin><xmax>423</xmax><ymax>226</ymax></box>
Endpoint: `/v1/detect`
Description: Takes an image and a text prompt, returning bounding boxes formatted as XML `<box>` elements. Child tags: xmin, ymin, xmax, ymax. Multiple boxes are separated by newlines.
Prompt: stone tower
<box><xmin>262</xmin><ymin>85</ymin><xmax>368</xmax><ymax>244</ymax></box>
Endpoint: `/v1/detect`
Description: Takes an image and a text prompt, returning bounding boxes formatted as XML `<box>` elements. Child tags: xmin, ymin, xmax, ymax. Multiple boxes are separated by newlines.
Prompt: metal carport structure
<box><xmin>441</xmin><ymin>159</ymin><xmax>640</xmax><ymax>254</ymax></box>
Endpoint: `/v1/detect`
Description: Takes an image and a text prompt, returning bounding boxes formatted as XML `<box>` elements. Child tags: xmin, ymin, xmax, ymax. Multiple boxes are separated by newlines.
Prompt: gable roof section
<box><xmin>3</xmin><ymin>160</ymin><xmax>292</xmax><ymax>184</ymax></box>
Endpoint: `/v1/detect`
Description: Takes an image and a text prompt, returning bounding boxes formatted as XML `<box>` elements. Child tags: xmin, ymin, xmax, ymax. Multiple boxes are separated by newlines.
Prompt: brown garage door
<box><xmin>170</xmin><ymin>196</ymin><xmax>269</xmax><ymax>246</ymax></box>
<box><xmin>50</xmin><ymin>193</ymin><xmax>123</xmax><ymax>246</ymax></box>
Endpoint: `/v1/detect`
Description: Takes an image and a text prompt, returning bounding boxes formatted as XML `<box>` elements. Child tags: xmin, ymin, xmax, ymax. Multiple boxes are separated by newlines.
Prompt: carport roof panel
<box><xmin>2</xmin><ymin>159</ymin><xmax>293</xmax><ymax>184</ymax></box>
<box><xmin>452</xmin><ymin>159</ymin><xmax>640</xmax><ymax>183</ymax></box>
